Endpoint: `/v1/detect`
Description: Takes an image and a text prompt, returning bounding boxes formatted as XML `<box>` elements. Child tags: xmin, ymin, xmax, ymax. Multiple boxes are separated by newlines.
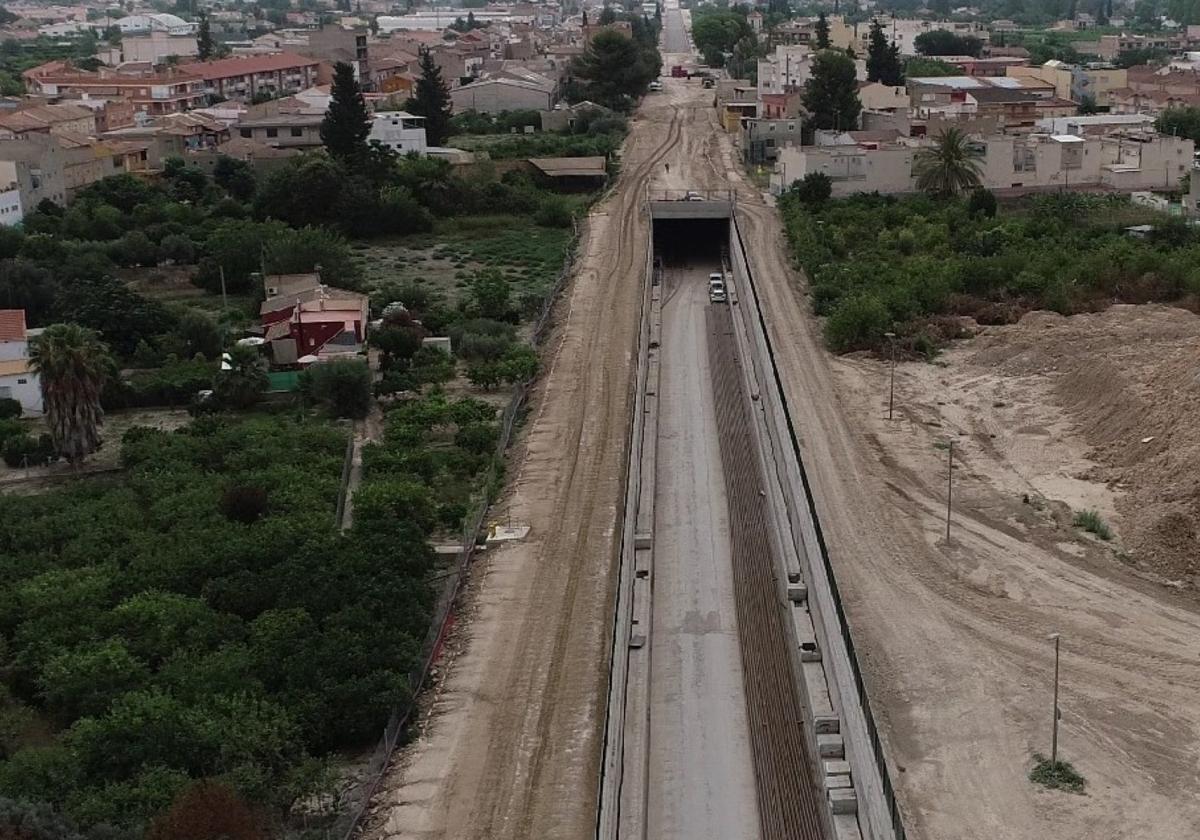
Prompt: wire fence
<box><xmin>318</xmin><ymin>218</ymin><xmax>583</xmax><ymax>840</ymax></box>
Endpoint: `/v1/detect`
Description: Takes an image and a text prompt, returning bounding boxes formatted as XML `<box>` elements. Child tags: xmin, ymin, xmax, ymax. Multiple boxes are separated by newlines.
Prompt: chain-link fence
<box><xmin>320</xmin><ymin>219</ymin><xmax>583</xmax><ymax>840</ymax></box>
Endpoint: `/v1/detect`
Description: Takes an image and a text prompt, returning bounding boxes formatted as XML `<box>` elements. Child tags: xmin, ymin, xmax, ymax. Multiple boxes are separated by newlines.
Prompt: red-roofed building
<box><xmin>259</xmin><ymin>274</ymin><xmax>368</xmax><ymax>366</ymax></box>
<box><xmin>184</xmin><ymin>52</ymin><xmax>320</xmax><ymax>102</ymax></box>
<box><xmin>23</xmin><ymin>64</ymin><xmax>206</xmax><ymax>115</ymax></box>
<box><xmin>0</xmin><ymin>309</ymin><xmax>41</xmax><ymax>417</ymax></box>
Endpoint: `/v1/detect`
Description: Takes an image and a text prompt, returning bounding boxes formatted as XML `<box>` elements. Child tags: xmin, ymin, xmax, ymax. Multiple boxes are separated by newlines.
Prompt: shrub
<box><xmin>0</xmin><ymin>398</ymin><xmax>21</xmax><ymax>419</ymax></box>
<box><xmin>824</xmin><ymin>293</ymin><xmax>891</xmax><ymax>353</ymax></box>
<box><xmin>157</xmin><ymin>234</ymin><xmax>196</xmax><ymax>265</ymax></box>
<box><xmin>534</xmin><ymin>196</ymin><xmax>574</xmax><ymax>229</ymax></box>
<box><xmin>1073</xmin><ymin>509</ymin><xmax>1113</xmax><ymax>540</ymax></box>
<box><xmin>498</xmin><ymin>344</ymin><xmax>538</xmax><ymax>383</ymax></box>
<box><xmin>2</xmin><ymin>433</ymin><xmax>56</xmax><ymax>468</ymax></box>
<box><xmin>299</xmin><ymin>359</ymin><xmax>373</xmax><ymax>419</ymax></box>
<box><xmin>1029</xmin><ymin>754</ymin><xmax>1087</xmax><ymax>794</ymax></box>
<box><xmin>457</xmin><ymin>332</ymin><xmax>513</xmax><ymax>362</ymax></box>
<box><xmin>113</xmin><ymin>230</ymin><xmax>158</xmax><ymax>267</ymax></box>
<box><xmin>409</xmin><ymin>346</ymin><xmax>456</xmax><ymax>385</ymax></box>
<box><xmin>791</xmin><ymin>172</ymin><xmax>832</xmax><ymax>206</ymax></box>
<box><xmin>469</xmin><ymin>271</ymin><xmax>512</xmax><ymax>320</ymax></box>
<box><xmin>455</xmin><ymin>422</ymin><xmax>499</xmax><ymax>455</ymax></box>
<box><xmin>967</xmin><ymin>187</ymin><xmax>997</xmax><ymax>218</ymax></box>
<box><xmin>0</xmin><ymin>417</ymin><xmax>24</xmax><ymax>445</ymax></box>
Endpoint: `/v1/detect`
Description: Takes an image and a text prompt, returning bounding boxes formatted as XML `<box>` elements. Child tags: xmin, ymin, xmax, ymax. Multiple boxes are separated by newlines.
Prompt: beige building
<box><xmin>772</xmin><ymin>130</ymin><xmax>1193</xmax><ymax>196</ymax></box>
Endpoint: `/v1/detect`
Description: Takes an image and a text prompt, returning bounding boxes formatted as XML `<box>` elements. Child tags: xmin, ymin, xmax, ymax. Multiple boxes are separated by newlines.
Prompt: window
<box><xmin>291</xmin><ymin>127</ymin><xmax>303</xmax><ymax>137</ymax></box>
<box><xmin>266</xmin><ymin>128</ymin><xmax>278</xmax><ymax>138</ymax></box>
<box><xmin>16</xmin><ymin>378</ymin><xmax>26</xmax><ymax>384</ymax></box>
<box><xmin>240</xmin><ymin>128</ymin><xmax>251</xmax><ymax>138</ymax></box>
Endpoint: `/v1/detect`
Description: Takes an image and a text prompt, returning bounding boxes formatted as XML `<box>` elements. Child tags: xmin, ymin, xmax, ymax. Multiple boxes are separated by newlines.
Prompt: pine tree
<box><xmin>320</xmin><ymin>62</ymin><xmax>372</xmax><ymax>161</ymax></box>
<box><xmin>197</xmin><ymin>12</ymin><xmax>214</xmax><ymax>61</ymax></box>
<box><xmin>815</xmin><ymin>11</ymin><xmax>831</xmax><ymax>49</ymax></box>
<box><xmin>410</xmin><ymin>48</ymin><xmax>452</xmax><ymax>147</ymax></box>
<box><xmin>802</xmin><ymin>49</ymin><xmax>862</xmax><ymax>131</ymax></box>
<box><xmin>866</xmin><ymin>18</ymin><xmax>903</xmax><ymax>86</ymax></box>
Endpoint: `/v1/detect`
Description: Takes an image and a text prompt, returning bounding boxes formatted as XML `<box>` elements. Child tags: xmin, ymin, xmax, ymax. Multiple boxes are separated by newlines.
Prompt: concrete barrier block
<box><xmin>634</xmin><ymin>533</ymin><xmax>652</xmax><ymax>550</ymax></box>
<box><xmin>828</xmin><ymin>787</ymin><xmax>858</xmax><ymax>815</ymax></box>
<box><xmin>823</xmin><ymin>759</ymin><xmax>851</xmax><ymax>778</ymax></box>
<box><xmin>824</xmin><ymin>774</ymin><xmax>853</xmax><ymax>792</ymax></box>
<box><xmin>813</xmin><ymin>714</ymin><xmax>840</xmax><ymax>735</ymax></box>
<box><xmin>817</xmin><ymin>733</ymin><xmax>845</xmax><ymax>759</ymax></box>
<box><xmin>799</xmin><ymin>640</ymin><xmax>821</xmax><ymax>662</ymax></box>
<box><xmin>787</xmin><ymin>582</ymin><xmax>808</xmax><ymax>603</ymax></box>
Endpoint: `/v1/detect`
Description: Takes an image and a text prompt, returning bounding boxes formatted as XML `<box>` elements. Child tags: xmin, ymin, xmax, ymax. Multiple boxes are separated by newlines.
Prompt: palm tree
<box><xmin>914</xmin><ymin>128</ymin><xmax>984</xmax><ymax>197</ymax></box>
<box><xmin>29</xmin><ymin>324</ymin><xmax>114</xmax><ymax>465</ymax></box>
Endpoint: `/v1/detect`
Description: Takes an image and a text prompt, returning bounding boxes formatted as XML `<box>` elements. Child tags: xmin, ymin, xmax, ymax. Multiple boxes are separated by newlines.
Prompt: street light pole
<box><xmin>1049</xmin><ymin>632</ymin><xmax>1061</xmax><ymax>766</ymax></box>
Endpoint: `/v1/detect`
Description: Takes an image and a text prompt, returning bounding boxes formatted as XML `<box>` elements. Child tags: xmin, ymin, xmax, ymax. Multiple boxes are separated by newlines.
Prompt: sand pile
<box><xmin>967</xmin><ymin>305</ymin><xmax>1200</xmax><ymax>585</ymax></box>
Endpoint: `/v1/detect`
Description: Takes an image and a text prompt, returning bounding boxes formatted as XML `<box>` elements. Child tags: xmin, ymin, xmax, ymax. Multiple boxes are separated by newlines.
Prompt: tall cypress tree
<box><xmin>197</xmin><ymin>12</ymin><xmax>214</xmax><ymax>61</ymax></box>
<box><xmin>321</xmin><ymin>62</ymin><xmax>372</xmax><ymax>161</ymax></box>
<box><xmin>866</xmin><ymin>18</ymin><xmax>903</xmax><ymax>86</ymax></box>
<box><xmin>410</xmin><ymin>48</ymin><xmax>452</xmax><ymax>147</ymax></box>
<box><xmin>815</xmin><ymin>11</ymin><xmax>831</xmax><ymax>49</ymax></box>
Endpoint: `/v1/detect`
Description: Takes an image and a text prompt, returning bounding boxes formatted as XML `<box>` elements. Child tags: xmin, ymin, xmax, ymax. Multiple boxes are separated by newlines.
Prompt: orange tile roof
<box><xmin>188</xmin><ymin>52</ymin><xmax>320</xmax><ymax>80</ymax></box>
<box><xmin>0</xmin><ymin>309</ymin><xmax>26</xmax><ymax>342</ymax></box>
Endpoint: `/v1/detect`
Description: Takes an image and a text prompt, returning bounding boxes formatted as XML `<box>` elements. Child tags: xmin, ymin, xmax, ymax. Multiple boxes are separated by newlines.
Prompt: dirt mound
<box><xmin>968</xmin><ymin>304</ymin><xmax>1200</xmax><ymax>586</ymax></box>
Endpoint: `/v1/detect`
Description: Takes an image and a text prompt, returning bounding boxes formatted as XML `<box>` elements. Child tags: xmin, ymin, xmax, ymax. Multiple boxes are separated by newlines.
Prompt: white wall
<box><xmin>368</xmin><ymin>113</ymin><xmax>428</xmax><ymax>153</ymax></box>
<box><xmin>0</xmin><ymin>371</ymin><xmax>41</xmax><ymax>416</ymax></box>
<box><xmin>0</xmin><ymin>186</ymin><xmax>22</xmax><ymax>227</ymax></box>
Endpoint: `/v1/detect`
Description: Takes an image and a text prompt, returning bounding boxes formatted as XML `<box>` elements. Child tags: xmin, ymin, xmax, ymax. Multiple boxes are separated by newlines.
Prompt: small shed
<box><xmin>528</xmin><ymin>156</ymin><xmax>608</xmax><ymax>190</ymax></box>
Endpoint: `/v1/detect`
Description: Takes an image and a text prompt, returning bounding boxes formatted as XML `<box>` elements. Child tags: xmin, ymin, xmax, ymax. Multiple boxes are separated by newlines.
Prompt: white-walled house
<box><xmin>0</xmin><ymin>310</ymin><xmax>41</xmax><ymax>417</ymax></box>
<box><xmin>368</xmin><ymin>112</ymin><xmax>428</xmax><ymax>154</ymax></box>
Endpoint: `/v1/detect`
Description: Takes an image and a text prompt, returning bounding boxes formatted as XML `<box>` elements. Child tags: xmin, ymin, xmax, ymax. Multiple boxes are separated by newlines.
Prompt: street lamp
<box><xmin>1048</xmin><ymin>633</ymin><xmax>1062</xmax><ymax>766</ymax></box>
<box><xmin>884</xmin><ymin>331</ymin><xmax>896</xmax><ymax>420</ymax></box>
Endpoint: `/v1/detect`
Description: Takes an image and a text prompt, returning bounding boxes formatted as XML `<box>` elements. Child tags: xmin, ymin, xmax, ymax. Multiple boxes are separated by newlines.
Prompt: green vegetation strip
<box><xmin>780</xmin><ymin>192</ymin><xmax>1199</xmax><ymax>355</ymax></box>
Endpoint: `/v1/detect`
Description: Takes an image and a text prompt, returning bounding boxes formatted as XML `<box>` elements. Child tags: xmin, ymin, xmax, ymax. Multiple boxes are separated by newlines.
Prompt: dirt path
<box><xmin>361</xmin><ymin>83</ymin><xmax>715</xmax><ymax>840</ymax></box>
<box><xmin>725</xmin><ymin>162</ymin><xmax>1200</xmax><ymax>836</ymax></box>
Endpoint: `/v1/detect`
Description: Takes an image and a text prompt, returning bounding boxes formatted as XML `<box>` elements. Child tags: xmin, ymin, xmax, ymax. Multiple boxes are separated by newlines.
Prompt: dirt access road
<box><xmin>727</xmin><ymin>142</ymin><xmax>1200</xmax><ymax>840</ymax></box>
<box><xmin>361</xmin><ymin>81</ymin><xmax>721</xmax><ymax>840</ymax></box>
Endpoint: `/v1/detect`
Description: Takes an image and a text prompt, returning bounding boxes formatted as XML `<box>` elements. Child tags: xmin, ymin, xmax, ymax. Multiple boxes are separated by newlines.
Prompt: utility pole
<box><xmin>1049</xmin><ymin>632</ymin><xmax>1062</xmax><ymax>766</ymax></box>
<box><xmin>885</xmin><ymin>330</ymin><xmax>896</xmax><ymax>420</ymax></box>
<box><xmin>945</xmin><ymin>439</ymin><xmax>953</xmax><ymax>543</ymax></box>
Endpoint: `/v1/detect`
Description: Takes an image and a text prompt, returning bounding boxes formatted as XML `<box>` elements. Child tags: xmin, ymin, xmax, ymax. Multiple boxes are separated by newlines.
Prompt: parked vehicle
<box><xmin>708</xmin><ymin>273</ymin><xmax>727</xmax><ymax>303</ymax></box>
<box><xmin>702</xmin><ymin>77</ymin><xmax>715</xmax><ymax>89</ymax></box>
<box><xmin>649</xmin><ymin>80</ymin><xmax>663</xmax><ymax>91</ymax></box>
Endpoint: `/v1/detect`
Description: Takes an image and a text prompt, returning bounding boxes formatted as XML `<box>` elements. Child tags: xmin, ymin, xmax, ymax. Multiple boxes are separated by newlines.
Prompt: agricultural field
<box><xmin>354</xmin><ymin>214</ymin><xmax>576</xmax><ymax>320</ymax></box>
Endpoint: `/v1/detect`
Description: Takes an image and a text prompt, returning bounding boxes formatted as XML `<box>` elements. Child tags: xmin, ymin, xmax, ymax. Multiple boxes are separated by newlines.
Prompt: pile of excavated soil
<box><xmin>966</xmin><ymin>304</ymin><xmax>1200</xmax><ymax>585</ymax></box>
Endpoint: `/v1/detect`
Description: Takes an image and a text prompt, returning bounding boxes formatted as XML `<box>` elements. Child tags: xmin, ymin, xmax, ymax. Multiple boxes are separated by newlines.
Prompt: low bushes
<box><xmin>781</xmin><ymin>192</ymin><xmax>1200</xmax><ymax>355</ymax></box>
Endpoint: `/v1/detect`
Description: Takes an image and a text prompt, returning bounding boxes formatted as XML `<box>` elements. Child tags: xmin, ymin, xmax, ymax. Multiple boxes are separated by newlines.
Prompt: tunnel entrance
<box><xmin>653</xmin><ymin>217</ymin><xmax>729</xmax><ymax>268</ymax></box>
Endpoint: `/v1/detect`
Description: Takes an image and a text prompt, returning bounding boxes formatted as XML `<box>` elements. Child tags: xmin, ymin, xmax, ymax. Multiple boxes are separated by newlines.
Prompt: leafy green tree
<box><xmin>55</xmin><ymin>274</ymin><xmax>174</xmax><ymax>356</ymax></box>
<box><xmin>37</xmin><ymin>640</ymin><xmax>148</xmax><ymax>721</ymax></box>
<box><xmin>1156</xmin><ymin>105</ymin><xmax>1200</xmax><ymax>142</ymax></box>
<box><xmin>212</xmin><ymin>155</ymin><xmax>256</xmax><ymax>201</ymax></box>
<box><xmin>320</xmin><ymin>62</ymin><xmax>371</xmax><ymax>161</ymax></box>
<box><xmin>29</xmin><ymin>324</ymin><xmax>113</xmax><ymax>464</ymax></box>
<box><xmin>263</xmin><ymin>225</ymin><xmax>360</xmax><ymax>289</ymax></box>
<box><xmin>175</xmin><ymin>310</ymin><xmax>222</xmax><ymax>360</ymax></box>
<box><xmin>790</xmin><ymin>172</ymin><xmax>832</xmax><ymax>205</ymax></box>
<box><xmin>967</xmin><ymin>186</ymin><xmax>998</xmax><ymax>218</ymax></box>
<box><xmin>254</xmin><ymin>154</ymin><xmax>344</xmax><ymax>229</ymax></box>
<box><xmin>866</xmin><ymin>18</ymin><xmax>903</xmax><ymax>85</ymax></box>
<box><xmin>905</xmin><ymin>56</ymin><xmax>960</xmax><ymax>77</ymax></box>
<box><xmin>914</xmin><ymin>127</ymin><xmax>984</xmax><ymax>197</ymax></box>
<box><xmin>572</xmin><ymin>30</ymin><xmax>658</xmax><ymax>110</ymax></box>
<box><xmin>197</xmin><ymin>12</ymin><xmax>214</xmax><ymax>61</ymax></box>
<box><xmin>410</xmin><ymin>48</ymin><xmax>452</xmax><ymax>146</ymax></box>
<box><xmin>802</xmin><ymin>50</ymin><xmax>862</xmax><ymax>131</ymax></box>
<box><xmin>470</xmin><ymin>269</ymin><xmax>511</xmax><ymax>319</ymax></box>
<box><xmin>212</xmin><ymin>344</ymin><xmax>268</xmax><ymax>410</ymax></box>
<box><xmin>914</xmin><ymin>30</ymin><xmax>982</xmax><ymax>57</ymax></box>
<box><xmin>298</xmin><ymin>359</ymin><xmax>372</xmax><ymax>419</ymax></box>
<box><xmin>815</xmin><ymin>11</ymin><xmax>830</xmax><ymax>49</ymax></box>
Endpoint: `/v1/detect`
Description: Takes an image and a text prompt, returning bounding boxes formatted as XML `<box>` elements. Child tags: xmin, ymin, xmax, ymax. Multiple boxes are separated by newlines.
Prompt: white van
<box><xmin>708</xmin><ymin>273</ymin><xmax>727</xmax><ymax>303</ymax></box>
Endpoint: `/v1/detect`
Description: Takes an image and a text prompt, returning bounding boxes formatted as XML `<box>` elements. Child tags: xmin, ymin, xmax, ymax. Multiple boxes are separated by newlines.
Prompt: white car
<box><xmin>708</xmin><ymin>273</ymin><xmax>727</xmax><ymax>303</ymax></box>
<box><xmin>648</xmin><ymin>80</ymin><xmax>663</xmax><ymax>91</ymax></box>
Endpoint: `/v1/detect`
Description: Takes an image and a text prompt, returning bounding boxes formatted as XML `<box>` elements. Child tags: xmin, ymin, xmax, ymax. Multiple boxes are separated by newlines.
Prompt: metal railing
<box><xmin>320</xmin><ymin>219</ymin><xmax>583</xmax><ymax>840</ymax></box>
<box><xmin>646</xmin><ymin>188</ymin><xmax>736</xmax><ymax>202</ymax></box>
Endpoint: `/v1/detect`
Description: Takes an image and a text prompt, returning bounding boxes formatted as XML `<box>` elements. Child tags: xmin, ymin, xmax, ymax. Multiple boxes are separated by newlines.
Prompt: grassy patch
<box><xmin>1029</xmin><ymin>754</ymin><xmax>1087</xmax><ymax>794</ymax></box>
<box><xmin>1073</xmin><ymin>509</ymin><xmax>1113</xmax><ymax>541</ymax></box>
<box><xmin>354</xmin><ymin>214</ymin><xmax>573</xmax><ymax>310</ymax></box>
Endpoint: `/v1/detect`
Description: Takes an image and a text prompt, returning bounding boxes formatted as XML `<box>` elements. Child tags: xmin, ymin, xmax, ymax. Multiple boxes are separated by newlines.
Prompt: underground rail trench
<box><xmin>600</xmin><ymin>197</ymin><xmax>831</xmax><ymax>840</ymax></box>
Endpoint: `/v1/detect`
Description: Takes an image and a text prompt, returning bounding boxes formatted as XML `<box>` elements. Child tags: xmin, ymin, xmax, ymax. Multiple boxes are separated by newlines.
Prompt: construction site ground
<box><xmin>362</xmin><ymin>17</ymin><xmax>1200</xmax><ymax>840</ymax></box>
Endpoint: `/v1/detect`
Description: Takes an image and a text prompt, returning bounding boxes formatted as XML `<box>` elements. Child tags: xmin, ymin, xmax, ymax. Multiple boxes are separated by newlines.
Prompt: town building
<box><xmin>0</xmin><ymin>135</ymin><xmax>66</xmax><ymax>220</ymax></box>
<box><xmin>187</xmin><ymin>53</ymin><xmax>321</xmax><ymax>103</ymax></box>
<box><xmin>23</xmin><ymin>64</ymin><xmax>207</xmax><ymax>115</ymax></box>
<box><xmin>854</xmin><ymin>18</ymin><xmax>989</xmax><ymax>57</ymax></box>
<box><xmin>742</xmin><ymin>117</ymin><xmax>804</xmax><ymax>165</ymax></box>
<box><xmin>0</xmin><ymin>310</ymin><xmax>41</xmax><ymax>417</ymax></box>
<box><xmin>450</xmin><ymin>73</ymin><xmax>556</xmax><ymax>113</ymax></box>
<box><xmin>260</xmin><ymin>273</ymin><xmax>369</xmax><ymax>366</ymax></box>
<box><xmin>368</xmin><ymin>111</ymin><xmax>427</xmax><ymax>154</ymax></box>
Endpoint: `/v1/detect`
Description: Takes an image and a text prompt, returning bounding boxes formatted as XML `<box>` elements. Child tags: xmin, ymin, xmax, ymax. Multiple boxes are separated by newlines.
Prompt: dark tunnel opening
<box><xmin>653</xmin><ymin>218</ymin><xmax>729</xmax><ymax>268</ymax></box>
